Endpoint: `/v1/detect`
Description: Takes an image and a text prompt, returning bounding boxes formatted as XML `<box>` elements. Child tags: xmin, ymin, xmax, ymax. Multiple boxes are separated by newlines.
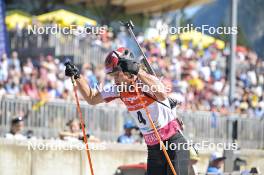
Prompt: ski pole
<box><xmin>65</xmin><ymin>61</ymin><xmax>95</xmax><ymax>175</ymax></box>
<box><xmin>132</xmin><ymin>81</ymin><xmax>178</xmax><ymax>175</ymax></box>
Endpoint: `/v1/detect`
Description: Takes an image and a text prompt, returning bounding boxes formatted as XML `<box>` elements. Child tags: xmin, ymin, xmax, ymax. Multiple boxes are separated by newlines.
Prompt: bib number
<box><xmin>137</xmin><ymin>111</ymin><xmax>146</xmax><ymax>125</ymax></box>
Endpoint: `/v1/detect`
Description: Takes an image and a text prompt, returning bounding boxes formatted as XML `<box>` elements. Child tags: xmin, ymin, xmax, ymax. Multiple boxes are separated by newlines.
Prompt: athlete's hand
<box><xmin>64</xmin><ymin>61</ymin><xmax>80</xmax><ymax>79</ymax></box>
<box><xmin>118</xmin><ymin>59</ymin><xmax>139</xmax><ymax>75</ymax></box>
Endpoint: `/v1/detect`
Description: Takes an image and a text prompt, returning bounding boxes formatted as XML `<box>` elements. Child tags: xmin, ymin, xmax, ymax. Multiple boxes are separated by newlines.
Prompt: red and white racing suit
<box><xmin>100</xmin><ymin>77</ymin><xmax>181</xmax><ymax>146</ymax></box>
<box><xmin>100</xmin><ymin>76</ymin><xmax>190</xmax><ymax>175</ymax></box>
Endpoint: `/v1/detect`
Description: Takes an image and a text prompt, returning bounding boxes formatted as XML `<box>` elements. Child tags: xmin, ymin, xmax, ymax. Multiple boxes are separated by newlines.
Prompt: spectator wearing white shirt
<box><xmin>0</xmin><ymin>53</ymin><xmax>9</xmax><ymax>82</ymax></box>
<box><xmin>5</xmin><ymin>117</ymin><xmax>27</xmax><ymax>140</ymax></box>
<box><xmin>9</xmin><ymin>51</ymin><xmax>21</xmax><ymax>72</ymax></box>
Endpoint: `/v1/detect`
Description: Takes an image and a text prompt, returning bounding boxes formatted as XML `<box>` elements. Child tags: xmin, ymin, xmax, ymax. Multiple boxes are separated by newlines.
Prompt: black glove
<box><xmin>64</xmin><ymin>61</ymin><xmax>80</xmax><ymax>79</ymax></box>
<box><xmin>118</xmin><ymin>59</ymin><xmax>139</xmax><ymax>75</ymax></box>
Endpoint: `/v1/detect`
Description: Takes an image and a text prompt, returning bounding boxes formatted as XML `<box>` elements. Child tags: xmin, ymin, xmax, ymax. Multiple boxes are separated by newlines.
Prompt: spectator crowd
<box><xmin>1</xmin><ymin>26</ymin><xmax>264</xmax><ymax>119</ymax></box>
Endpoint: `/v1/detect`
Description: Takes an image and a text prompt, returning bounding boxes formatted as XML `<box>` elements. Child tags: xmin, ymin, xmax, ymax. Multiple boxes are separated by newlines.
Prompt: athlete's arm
<box><xmin>75</xmin><ymin>75</ymin><xmax>104</xmax><ymax>105</ymax></box>
<box><xmin>117</xmin><ymin>59</ymin><xmax>167</xmax><ymax>101</ymax></box>
<box><xmin>137</xmin><ymin>68</ymin><xmax>167</xmax><ymax>101</ymax></box>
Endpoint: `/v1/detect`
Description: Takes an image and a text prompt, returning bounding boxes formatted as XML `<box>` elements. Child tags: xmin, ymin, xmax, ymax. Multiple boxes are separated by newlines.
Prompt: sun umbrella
<box><xmin>170</xmin><ymin>30</ymin><xmax>225</xmax><ymax>49</ymax></box>
<box><xmin>6</xmin><ymin>11</ymin><xmax>31</xmax><ymax>30</ymax></box>
<box><xmin>37</xmin><ymin>9</ymin><xmax>97</xmax><ymax>26</ymax></box>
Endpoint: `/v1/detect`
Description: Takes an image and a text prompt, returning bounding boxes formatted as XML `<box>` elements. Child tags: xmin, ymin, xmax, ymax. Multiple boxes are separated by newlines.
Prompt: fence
<box><xmin>0</xmin><ymin>96</ymin><xmax>264</xmax><ymax>149</ymax></box>
<box><xmin>9</xmin><ymin>29</ymin><xmax>109</xmax><ymax>65</ymax></box>
<box><xmin>178</xmin><ymin>110</ymin><xmax>264</xmax><ymax>149</ymax></box>
<box><xmin>0</xmin><ymin>96</ymin><xmax>127</xmax><ymax>141</ymax></box>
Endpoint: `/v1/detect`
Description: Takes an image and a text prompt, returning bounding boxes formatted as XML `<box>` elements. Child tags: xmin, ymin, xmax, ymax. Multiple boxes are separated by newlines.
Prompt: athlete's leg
<box><xmin>147</xmin><ymin>143</ymin><xmax>167</xmax><ymax>175</ymax></box>
<box><xmin>166</xmin><ymin>132</ymin><xmax>190</xmax><ymax>175</ymax></box>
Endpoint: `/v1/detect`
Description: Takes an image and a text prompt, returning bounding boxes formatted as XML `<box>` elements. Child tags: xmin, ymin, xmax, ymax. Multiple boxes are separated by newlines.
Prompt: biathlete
<box><xmin>65</xmin><ymin>47</ymin><xmax>190</xmax><ymax>175</ymax></box>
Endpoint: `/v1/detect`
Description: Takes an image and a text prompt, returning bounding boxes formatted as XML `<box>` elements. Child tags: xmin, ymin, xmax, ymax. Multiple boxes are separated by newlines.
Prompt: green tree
<box><xmin>6</xmin><ymin>0</ymin><xmax>64</xmax><ymax>15</ymax></box>
<box><xmin>237</xmin><ymin>25</ymin><xmax>250</xmax><ymax>48</ymax></box>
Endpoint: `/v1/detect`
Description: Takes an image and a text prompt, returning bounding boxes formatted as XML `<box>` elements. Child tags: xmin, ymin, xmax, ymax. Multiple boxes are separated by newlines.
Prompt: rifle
<box><xmin>121</xmin><ymin>20</ymin><xmax>180</xmax><ymax>109</ymax></box>
<box><xmin>121</xmin><ymin>20</ymin><xmax>156</xmax><ymax>76</ymax></box>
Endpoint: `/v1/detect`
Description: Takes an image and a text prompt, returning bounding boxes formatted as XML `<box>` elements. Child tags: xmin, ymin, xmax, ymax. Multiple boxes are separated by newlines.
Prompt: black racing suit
<box><xmin>147</xmin><ymin>131</ymin><xmax>190</xmax><ymax>175</ymax></box>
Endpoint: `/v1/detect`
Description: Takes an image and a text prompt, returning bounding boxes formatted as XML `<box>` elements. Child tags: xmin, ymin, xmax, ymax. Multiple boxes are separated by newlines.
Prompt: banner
<box><xmin>0</xmin><ymin>0</ymin><xmax>8</xmax><ymax>56</ymax></box>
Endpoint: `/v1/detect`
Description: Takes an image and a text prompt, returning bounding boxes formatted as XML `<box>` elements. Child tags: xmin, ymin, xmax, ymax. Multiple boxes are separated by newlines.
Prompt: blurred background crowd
<box><xmin>1</xmin><ymin>28</ymin><xmax>264</xmax><ymax>118</ymax></box>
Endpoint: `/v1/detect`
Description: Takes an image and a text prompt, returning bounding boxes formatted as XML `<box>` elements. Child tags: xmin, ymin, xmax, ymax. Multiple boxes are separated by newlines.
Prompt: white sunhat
<box><xmin>210</xmin><ymin>152</ymin><xmax>226</xmax><ymax>162</ymax></box>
